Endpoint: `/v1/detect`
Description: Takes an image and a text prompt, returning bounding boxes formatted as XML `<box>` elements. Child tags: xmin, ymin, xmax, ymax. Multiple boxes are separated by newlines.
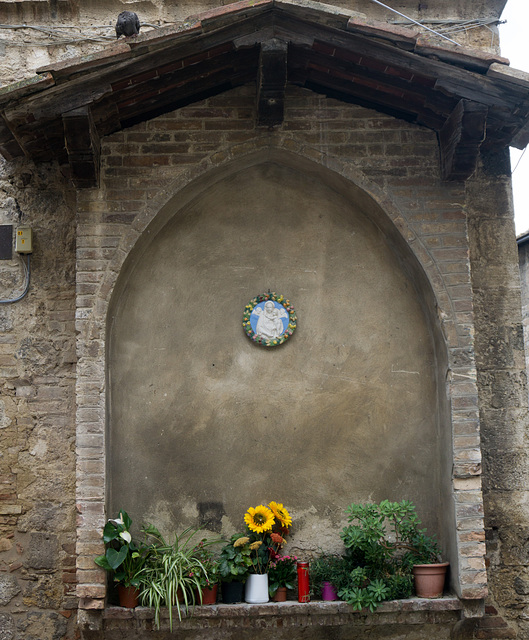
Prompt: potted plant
<box><xmin>309</xmin><ymin>553</ymin><xmax>350</xmax><ymax>601</ymax></box>
<box><xmin>404</xmin><ymin>530</ymin><xmax>448</xmax><ymax>598</ymax></box>
<box><xmin>242</xmin><ymin>501</ymin><xmax>292</xmax><ymax>603</ymax></box>
<box><xmin>94</xmin><ymin>510</ymin><xmax>151</xmax><ymax>608</ymax></box>
<box><xmin>193</xmin><ymin>540</ymin><xmax>221</xmax><ymax>604</ymax></box>
<box><xmin>338</xmin><ymin>500</ymin><xmax>445</xmax><ymax>610</ymax></box>
<box><xmin>268</xmin><ymin>555</ymin><xmax>297</xmax><ymax>601</ymax></box>
<box><xmin>137</xmin><ymin>524</ymin><xmax>218</xmax><ymax>630</ymax></box>
<box><xmin>218</xmin><ymin>534</ymin><xmax>253</xmax><ymax>603</ymax></box>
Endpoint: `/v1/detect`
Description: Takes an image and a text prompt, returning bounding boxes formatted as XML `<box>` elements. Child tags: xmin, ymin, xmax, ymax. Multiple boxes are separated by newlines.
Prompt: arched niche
<box><xmin>106</xmin><ymin>153</ymin><xmax>451</xmax><ymax>555</ymax></box>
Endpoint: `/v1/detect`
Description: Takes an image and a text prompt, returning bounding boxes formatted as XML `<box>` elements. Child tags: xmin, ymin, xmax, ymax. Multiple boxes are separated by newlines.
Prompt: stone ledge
<box><xmin>94</xmin><ymin>596</ymin><xmax>464</xmax><ymax>630</ymax></box>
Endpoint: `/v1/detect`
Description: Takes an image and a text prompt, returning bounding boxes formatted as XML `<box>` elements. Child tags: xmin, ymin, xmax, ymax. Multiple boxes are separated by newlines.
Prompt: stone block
<box><xmin>0</xmin><ymin>613</ymin><xmax>15</xmax><ymax>640</ymax></box>
<box><xmin>0</xmin><ymin>574</ymin><xmax>20</xmax><ymax>606</ymax></box>
<box><xmin>26</xmin><ymin>532</ymin><xmax>58</xmax><ymax>570</ymax></box>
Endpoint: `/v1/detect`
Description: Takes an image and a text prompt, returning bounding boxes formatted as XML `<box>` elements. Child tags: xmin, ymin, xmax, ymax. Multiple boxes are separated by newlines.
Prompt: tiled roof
<box><xmin>0</xmin><ymin>0</ymin><xmax>528</xmax><ymax>187</ymax></box>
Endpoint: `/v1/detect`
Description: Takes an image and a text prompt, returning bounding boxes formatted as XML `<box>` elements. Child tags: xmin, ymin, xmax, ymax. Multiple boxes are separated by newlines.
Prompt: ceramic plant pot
<box><xmin>321</xmin><ymin>581</ymin><xmax>338</xmax><ymax>601</ymax></box>
<box><xmin>245</xmin><ymin>573</ymin><xmax>269</xmax><ymax>604</ymax></box>
<box><xmin>413</xmin><ymin>562</ymin><xmax>449</xmax><ymax>598</ymax></box>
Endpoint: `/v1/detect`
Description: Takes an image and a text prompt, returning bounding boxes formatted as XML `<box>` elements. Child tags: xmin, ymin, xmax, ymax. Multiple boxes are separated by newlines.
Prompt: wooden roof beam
<box><xmin>62</xmin><ymin>106</ymin><xmax>100</xmax><ymax>188</ymax></box>
<box><xmin>0</xmin><ymin>115</ymin><xmax>25</xmax><ymax>160</ymax></box>
<box><xmin>257</xmin><ymin>38</ymin><xmax>288</xmax><ymax>128</ymax></box>
<box><xmin>439</xmin><ymin>99</ymin><xmax>487</xmax><ymax>181</ymax></box>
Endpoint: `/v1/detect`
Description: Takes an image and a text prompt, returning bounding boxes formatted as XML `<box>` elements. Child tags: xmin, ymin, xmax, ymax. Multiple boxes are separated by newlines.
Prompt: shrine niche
<box><xmin>106</xmin><ymin>157</ymin><xmax>449</xmax><ymax>555</ymax></box>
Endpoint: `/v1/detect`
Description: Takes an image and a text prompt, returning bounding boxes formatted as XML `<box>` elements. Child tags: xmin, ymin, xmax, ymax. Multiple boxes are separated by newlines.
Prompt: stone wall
<box><xmin>0</xmin><ymin>160</ymin><xmax>77</xmax><ymax>639</ymax></box>
<box><xmin>0</xmin><ymin>1</ymin><xmax>528</xmax><ymax>640</ymax></box>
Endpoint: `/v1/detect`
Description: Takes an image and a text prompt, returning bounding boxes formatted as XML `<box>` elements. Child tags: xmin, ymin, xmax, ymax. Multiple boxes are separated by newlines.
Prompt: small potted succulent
<box><xmin>309</xmin><ymin>553</ymin><xmax>350</xmax><ymax>601</ymax></box>
<box><xmin>94</xmin><ymin>510</ymin><xmax>151</xmax><ymax>608</ymax></box>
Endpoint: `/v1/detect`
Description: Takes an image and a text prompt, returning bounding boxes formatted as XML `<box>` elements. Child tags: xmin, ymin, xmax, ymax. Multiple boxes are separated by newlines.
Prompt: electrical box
<box><xmin>16</xmin><ymin>227</ymin><xmax>33</xmax><ymax>254</ymax></box>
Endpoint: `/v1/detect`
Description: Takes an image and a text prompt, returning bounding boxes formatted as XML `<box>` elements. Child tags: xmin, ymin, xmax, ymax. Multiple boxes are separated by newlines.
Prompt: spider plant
<box><xmin>137</xmin><ymin>524</ymin><xmax>219</xmax><ymax>630</ymax></box>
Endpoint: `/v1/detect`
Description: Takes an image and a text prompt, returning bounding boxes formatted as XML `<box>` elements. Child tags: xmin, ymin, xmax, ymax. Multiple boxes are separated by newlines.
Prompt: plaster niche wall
<box><xmin>107</xmin><ymin>160</ymin><xmax>450</xmax><ymax>551</ymax></box>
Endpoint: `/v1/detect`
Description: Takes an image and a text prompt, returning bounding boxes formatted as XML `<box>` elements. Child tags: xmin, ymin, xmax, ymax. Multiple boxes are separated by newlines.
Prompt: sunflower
<box><xmin>244</xmin><ymin>505</ymin><xmax>275</xmax><ymax>533</ymax></box>
<box><xmin>268</xmin><ymin>501</ymin><xmax>292</xmax><ymax>528</ymax></box>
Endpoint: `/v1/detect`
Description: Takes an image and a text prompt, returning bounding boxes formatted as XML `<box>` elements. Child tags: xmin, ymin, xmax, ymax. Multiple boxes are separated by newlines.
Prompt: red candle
<box><xmin>297</xmin><ymin>561</ymin><xmax>310</xmax><ymax>602</ymax></box>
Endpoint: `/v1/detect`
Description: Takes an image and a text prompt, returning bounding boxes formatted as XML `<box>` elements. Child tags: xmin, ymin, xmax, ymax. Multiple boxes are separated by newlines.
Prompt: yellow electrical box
<box><xmin>16</xmin><ymin>227</ymin><xmax>33</xmax><ymax>254</ymax></box>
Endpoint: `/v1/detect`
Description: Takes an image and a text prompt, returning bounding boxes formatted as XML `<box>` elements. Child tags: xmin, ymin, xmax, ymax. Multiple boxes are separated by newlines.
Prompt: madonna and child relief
<box><xmin>251</xmin><ymin>300</ymin><xmax>289</xmax><ymax>339</ymax></box>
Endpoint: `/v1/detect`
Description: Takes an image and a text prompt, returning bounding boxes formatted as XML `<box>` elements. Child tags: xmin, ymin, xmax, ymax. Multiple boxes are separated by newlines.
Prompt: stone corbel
<box><xmin>256</xmin><ymin>38</ymin><xmax>288</xmax><ymax>128</ymax></box>
<box><xmin>439</xmin><ymin>99</ymin><xmax>488</xmax><ymax>181</ymax></box>
<box><xmin>62</xmin><ymin>106</ymin><xmax>100</xmax><ymax>188</ymax></box>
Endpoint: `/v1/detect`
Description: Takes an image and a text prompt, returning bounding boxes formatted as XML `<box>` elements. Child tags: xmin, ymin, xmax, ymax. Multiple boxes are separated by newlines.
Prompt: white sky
<box><xmin>499</xmin><ymin>0</ymin><xmax>529</xmax><ymax>235</ymax></box>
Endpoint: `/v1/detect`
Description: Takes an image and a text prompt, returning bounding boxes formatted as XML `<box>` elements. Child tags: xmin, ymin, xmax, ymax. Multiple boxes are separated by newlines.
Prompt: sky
<box><xmin>499</xmin><ymin>0</ymin><xmax>529</xmax><ymax>234</ymax></box>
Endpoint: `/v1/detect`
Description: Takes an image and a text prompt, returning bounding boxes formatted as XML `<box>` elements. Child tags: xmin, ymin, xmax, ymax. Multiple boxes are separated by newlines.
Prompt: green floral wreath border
<box><xmin>243</xmin><ymin>292</ymin><xmax>297</xmax><ymax>347</ymax></box>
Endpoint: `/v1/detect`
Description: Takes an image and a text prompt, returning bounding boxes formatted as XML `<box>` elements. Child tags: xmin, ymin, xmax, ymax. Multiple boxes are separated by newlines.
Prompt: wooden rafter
<box><xmin>256</xmin><ymin>38</ymin><xmax>288</xmax><ymax>127</ymax></box>
<box><xmin>439</xmin><ymin>99</ymin><xmax>488</xmax><ymax>181</ymax></box>
<box><xmin>62</xmin><ymin>106</ymin><xmax>100</xmax><ymax>188</ymax></box>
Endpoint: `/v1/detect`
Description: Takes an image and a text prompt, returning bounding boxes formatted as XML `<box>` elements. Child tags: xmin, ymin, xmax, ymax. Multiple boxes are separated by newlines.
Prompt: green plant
<box><xmin>338</xmin><ymin>500</ymin><xmax>440</xmax><ymax>611</ymax></box>
<box><xmin>193</xmin><ymin>540</ymin><xmax>220</xmax><ymax>589</ymax></box>
<box><xmin>268</xmin><ymin>555</ymin><xmax>297</xmax><ymax>596</ymax></box>
<box><xmin>309</xmin><ymin>553</ymin><xmax>352</xmax><ymax>598</ymax></box>
<box><xmin>218</xmin><ymin>534</ymin><xmax>253</xmax><ymax>583</ymax></box>
<box><xmin>94</xmin><ymin>511</ymin><xmax>151</xmax><ymax>588</ymax></box>
<box><xmin>137</xmin><ymin>525</ymin><xmax>219</xmax><ymax>631</ymax></box>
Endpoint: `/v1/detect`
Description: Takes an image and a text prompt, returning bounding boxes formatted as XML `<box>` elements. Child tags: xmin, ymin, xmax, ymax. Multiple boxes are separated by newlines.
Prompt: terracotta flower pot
<box><xmin>118</xmin><ymin>585</ymin><xmax>140</xmax><ymax>608</ymax></box>
<box><xmin>200</xmin><ymin>583</ymin><xmax>218</xmax><ymax>604</ymax></box>
<box><xmin>272</xmin><ymin>586</ymin><xmax>287</xmax><ymax>602</ymax></box>
<box><xmin>413</xmin><ymin>562</ymin><xmax>449</xmax><ymax>598</ymax></box>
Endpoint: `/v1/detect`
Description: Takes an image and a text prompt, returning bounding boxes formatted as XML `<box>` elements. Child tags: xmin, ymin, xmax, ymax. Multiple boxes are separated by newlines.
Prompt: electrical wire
<box><xmin>368</xmin><ymin>0</ymin><xmax>461</xmax><ymax>45</ymax></box>
<box><xmin>0</xmin><ymin>253</ymin><xmax>31</xmax><ymax>304</ymax></box>
<box><xmin>512</xmin><ymin>147</ymin><xmax>527</xmax><ymax>174</ymax></box>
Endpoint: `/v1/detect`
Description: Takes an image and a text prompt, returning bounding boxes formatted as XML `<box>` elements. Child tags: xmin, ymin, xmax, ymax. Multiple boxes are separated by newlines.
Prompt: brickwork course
<box><xmin>0</xmin><ymin>1</ymin><xmax>528</xmax><ymax>639</ymax></box>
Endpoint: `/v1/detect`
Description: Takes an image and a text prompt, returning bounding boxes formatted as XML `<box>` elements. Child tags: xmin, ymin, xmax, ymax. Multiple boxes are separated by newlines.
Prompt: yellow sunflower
<box><xmin>268</xmin><ymin>501</ymin><xmax>292</xmax><ymax>528</ymax></box>
<box><xmin>244</xmin><ymin>505</ymin><xmax>275</xmax><ymax>533</ymax></box>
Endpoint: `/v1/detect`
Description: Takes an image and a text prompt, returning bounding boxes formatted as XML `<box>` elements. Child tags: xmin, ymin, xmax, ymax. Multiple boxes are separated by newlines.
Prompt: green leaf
<box><xmin>102</xmin><ymin>521</ymin><xmax>119</xmax><ymax>543</ymax></box>
<box><xmin>106</xmin><ymin>545</ymin><xmax>129</xmax><ymax>570</ymax></box>
<box><xmin>94</xmin><ymin>554</ymin><xmax>112</xmax><ymax>571</ymax></box>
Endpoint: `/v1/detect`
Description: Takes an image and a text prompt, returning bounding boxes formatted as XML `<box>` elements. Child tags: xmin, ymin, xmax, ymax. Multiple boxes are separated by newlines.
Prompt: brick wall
<box><xmin>74</xmin><ymin>84</ymin><xmax>488</xmax><ymax>633</ymax></box>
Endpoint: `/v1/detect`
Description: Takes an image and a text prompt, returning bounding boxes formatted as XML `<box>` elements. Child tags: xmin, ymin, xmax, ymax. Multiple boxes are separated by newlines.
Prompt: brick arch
<box><xmin>100</xmin><ymin>144</ymin><xmax>461</xmax><ymax>349</ymax></box>
<box><xmin>75</xmin><ymin>141</ymin><xmax>486</xmax><ymax>609</ymax></box>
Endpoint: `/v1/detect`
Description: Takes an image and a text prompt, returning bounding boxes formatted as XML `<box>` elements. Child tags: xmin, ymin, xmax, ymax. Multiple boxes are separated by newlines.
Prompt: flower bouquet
<box><xmin>234</xmin><ymin>501</ymin><xmax>293</xmax><ymax>603</ymax></box>
<box><xmin>241</xmin><ymin>501</ymin><xmax>292</xmax><ymax>574</ymax></box>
